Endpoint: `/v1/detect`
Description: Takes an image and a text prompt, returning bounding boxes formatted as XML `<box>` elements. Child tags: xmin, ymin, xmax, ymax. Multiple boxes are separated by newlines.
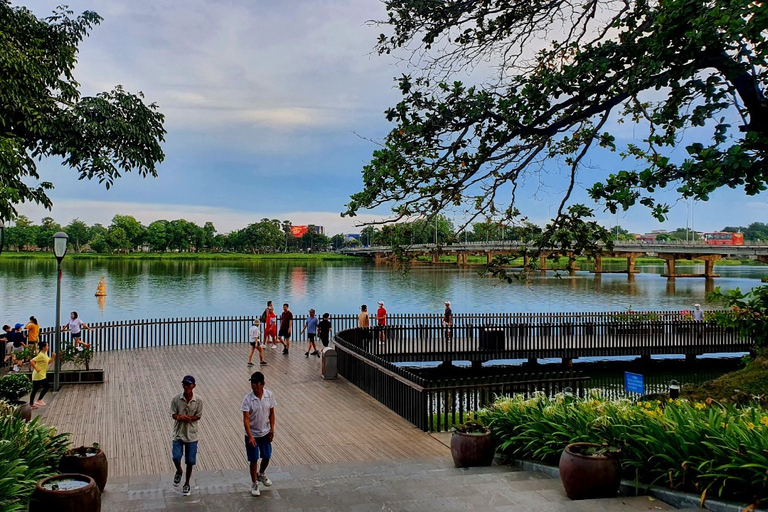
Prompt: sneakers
<box><xmin>182</xmin><ymin>484</ymin><xmax>191</xmax><ymax>496</ymax></box>
<box><xmin>271</xmin><ymin>344</ymin><xmax>277</xmax><ymax>349</ymax></box>
<box><xmin>76</xmin><ymin>346</ymin><xmax>83</xmax><ymax>352</ymax></box>
<box><xmin>311</xmin><ymin>351</ymin><xmax>319</xmax><ymax>357</ymax></box>
<box><xmin>257</xmin><ymin>473</ymin><xmax>272</xmax><ymax>487</ymax></box>
<box><xmin>251</xmin><ymin>482</ymin><xmax>260</xmax><ymax>497</ymax></box>
<box><xmin>35</xmin><ymin>400</ymin><xmax>46</xmax><ymax>406</ymax></box>
<box><xmin>259</xmin><ymin>361</ymin><xmax>267</xmax><ymax>365</ymax></box>
<box><xmin>173</xmin><ymin>470</ymin><xmax>182</xmax><ymax>487</ymax></box>
<box><xmin>305</xmin><ymin>351</ymin><xmax>309</xmax><ymax>358</ymax></box>
<box><xmin>282</xmin><ymin>348</ymin><xmax>289</xmax><ymax>355</ymax></box>
<box><xmin>247</xmin><ymin>362</ymin><xmax>254</xmax><ymax>366</ymax></box>
<box><xmin>12</xmin><ymin>365</ymin><xmax>19</xmax><ymax>372</ymax></box>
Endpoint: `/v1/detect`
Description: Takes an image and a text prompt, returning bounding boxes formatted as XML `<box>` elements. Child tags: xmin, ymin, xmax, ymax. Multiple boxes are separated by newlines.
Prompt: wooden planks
<box><xmin>33</xmin><ymin>341</ymin><xmax>448</xmax><ymax>477</ymax></box>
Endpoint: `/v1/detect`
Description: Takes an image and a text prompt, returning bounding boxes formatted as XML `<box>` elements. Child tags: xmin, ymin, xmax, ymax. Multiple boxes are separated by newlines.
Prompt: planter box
<box><xmin>58</xmin><ymin>369</ymin><xmax>105</xmax><ymax>384</ymax></box>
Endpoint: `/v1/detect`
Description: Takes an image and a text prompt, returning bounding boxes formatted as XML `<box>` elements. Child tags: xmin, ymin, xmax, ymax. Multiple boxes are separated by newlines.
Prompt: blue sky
<box><xmin>16</xmin><ymin>0</ymin><xmax>768</xmax><ymax>236</ymax></box>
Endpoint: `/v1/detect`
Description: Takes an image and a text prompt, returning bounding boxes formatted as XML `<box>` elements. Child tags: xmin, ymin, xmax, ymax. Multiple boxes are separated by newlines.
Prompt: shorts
<box><xmin>319</xmin><ymin>336</ymin><xmax>329</xmax><ymax>347</ymax></box>
<box><xmin>278</xmin><ymin>329</ymin><xmax>291</xmax><ymax>339</ymax></box>
<box><xmin>71</xmin><ymin>332</ymin><xmax>82</xmax><ymax>340</ymax></box>
<box><xmin>172</xmin><ymin>440</ymin><xmax>198</xmax><ymax>466</ymax></box>
<box><xmin>12</xmin><ymin>345</ymin><xmax>24</xmax><ymax>353</ymax></box>
<box><xmin>307</xmin><ymin>333</ymin><xmax>316</xmax><ymax>342</ymax></box>
<box><xmin>244</xmin><ymin>434</ymin><xmax>272</xmax><ymax>462</ymax></box>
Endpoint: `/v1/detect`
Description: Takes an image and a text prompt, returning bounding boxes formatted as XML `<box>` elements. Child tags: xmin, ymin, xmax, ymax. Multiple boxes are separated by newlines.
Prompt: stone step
<box><xmin>102</xmin><ymin>457</ymin><xmax>677</xmax><ymax>511</ymax></box>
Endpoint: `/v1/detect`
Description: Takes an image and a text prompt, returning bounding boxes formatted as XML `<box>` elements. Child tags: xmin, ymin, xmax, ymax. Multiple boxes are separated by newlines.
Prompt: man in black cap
<box><xmin>242</xmin><ymin>371</ymin><xmax>276</xmax><ymax>497</ymax></box>
<box><xmin>170</xmin><ymin>375</ymin><xmax>203</xmax><ymax>497</ymax></box>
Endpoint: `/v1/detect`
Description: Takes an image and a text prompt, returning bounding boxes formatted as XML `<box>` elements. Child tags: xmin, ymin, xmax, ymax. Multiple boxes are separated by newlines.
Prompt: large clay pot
<box><xmin>559</xmin><ymin>442</ymin><xmax>621</xmax><ymax>500</ymax></box>
<box><xmin>13</xmin><ymin>401</ymin><xmax>32</xmax><ymax>422</ymax></box>
<box><xmin>30</xmin><ymin>473</ymin><xmax>101</xmax><ymax>512</ymax></box>
<box><xmin>450</xmin><ymin>430</ymin><xmax>495</xmax><ymax>467</ymax></box>
<box><xmin>60</xmin><ymin>446</ymin><xmax>109</xmax><ymax>492</ymax></box>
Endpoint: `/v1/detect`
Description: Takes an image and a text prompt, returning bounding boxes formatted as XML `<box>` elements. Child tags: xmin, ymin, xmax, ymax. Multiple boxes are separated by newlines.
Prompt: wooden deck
<box><xmin>33</xmin><ymin>343</ymin><xmax>448</xmax><ymax>477</ymax></box>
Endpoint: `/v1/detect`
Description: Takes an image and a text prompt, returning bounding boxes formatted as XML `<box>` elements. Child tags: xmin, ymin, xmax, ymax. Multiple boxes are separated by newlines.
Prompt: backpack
<box><xmin>259</xmin><ymin>309</ymin><xmax>267</xmax><ymax>324</ymax></box>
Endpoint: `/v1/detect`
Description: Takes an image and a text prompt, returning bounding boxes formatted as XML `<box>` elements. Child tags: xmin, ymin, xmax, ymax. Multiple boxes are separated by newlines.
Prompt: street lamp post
<box><xmin>52</xmin><ymin>232</ymin><xmax>69</xmax><ymax>392</ymax></box>
<box><xmin>0</xmin><ymin>219</ymin><xmax>5</xmax><ymax>256</ymax></box>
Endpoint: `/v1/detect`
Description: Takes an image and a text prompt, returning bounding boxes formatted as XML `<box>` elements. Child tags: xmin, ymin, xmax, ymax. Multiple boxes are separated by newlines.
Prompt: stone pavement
<box><xmin>102</xmin><ymin>457</ymin><xmax>678</xmax><ymax>511</ymax></box>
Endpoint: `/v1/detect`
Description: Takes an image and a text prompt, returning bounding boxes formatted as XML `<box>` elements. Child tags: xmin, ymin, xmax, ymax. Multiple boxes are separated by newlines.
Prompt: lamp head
<box><xmin>53</xmin><ymin>231</ymin><xmax>69</xmax><ymax>261</ymax></box>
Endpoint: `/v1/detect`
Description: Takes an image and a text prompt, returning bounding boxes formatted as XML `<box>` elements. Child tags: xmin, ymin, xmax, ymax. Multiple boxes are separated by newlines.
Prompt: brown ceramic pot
<box><xmin>450</xmin><ymin>430</ymin><xmax>495</xmax><ymax>467</ymax></box>
<box><xmin>30</xmin><ymin>473</ymin><xmax>101</xmax><ymax>512</ymax></box>
<box><xmin>60</xmin><ymin>446</ymin><xmax>109</xmax><ymax>492</ymax></box>
<box><xmin>559</xmin><ymin>442</ymin><xmax>621</xmax><ymax>500</ymax></box>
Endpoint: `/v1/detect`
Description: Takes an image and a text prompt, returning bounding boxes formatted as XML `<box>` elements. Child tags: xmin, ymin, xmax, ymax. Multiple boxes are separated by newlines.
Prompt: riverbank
<box><xmin>416</xmin><ymin>254</ymin><xmax>763</xmax><ymax>266</ymax></box>
<box><xmin>0</xmin><ymin>251</ymin><xmax>358</xmax><ymax>261</ymax></box>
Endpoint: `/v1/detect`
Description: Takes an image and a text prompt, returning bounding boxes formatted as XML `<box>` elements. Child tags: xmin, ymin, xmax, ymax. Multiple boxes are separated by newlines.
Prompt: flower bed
<box><xmin>478</xmin><ymin>392</ymin><xmax>767</xmax><ymax>507</ymax></box>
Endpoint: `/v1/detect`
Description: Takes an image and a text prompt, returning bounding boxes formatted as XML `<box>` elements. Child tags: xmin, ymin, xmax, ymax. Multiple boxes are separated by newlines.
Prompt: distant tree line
<box><xmin>2</xmin><ymin>215</ymin><xmax>336</xmax><ymax>254</ymax></box>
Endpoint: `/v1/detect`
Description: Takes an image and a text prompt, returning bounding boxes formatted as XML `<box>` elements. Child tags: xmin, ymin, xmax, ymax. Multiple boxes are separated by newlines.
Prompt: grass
<box><xmin>683</xmin><ymin>355</ymin><xmax>768</xmax><ymax>405</ymax></box>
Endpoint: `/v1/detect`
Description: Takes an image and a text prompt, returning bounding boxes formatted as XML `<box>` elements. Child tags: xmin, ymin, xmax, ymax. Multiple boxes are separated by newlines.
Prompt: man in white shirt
<box><xmin>241</xmin><ymin>371</ymin><xmax>276</xmax><ymax>497</ymax></box>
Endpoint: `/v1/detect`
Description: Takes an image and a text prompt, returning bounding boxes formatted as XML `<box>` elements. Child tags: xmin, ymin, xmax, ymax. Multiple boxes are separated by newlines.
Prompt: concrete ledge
<box><xmin>513</xmin><ymin>459</ymin><xmax>765</xmax><ymax>512</ymax></box>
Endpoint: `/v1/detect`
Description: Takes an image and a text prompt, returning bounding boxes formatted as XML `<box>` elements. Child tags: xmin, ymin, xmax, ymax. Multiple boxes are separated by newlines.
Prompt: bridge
<box><xmin>339</xmin><ymin>240</ymin><xmax>768</xmax><ymax>278</ymax></box>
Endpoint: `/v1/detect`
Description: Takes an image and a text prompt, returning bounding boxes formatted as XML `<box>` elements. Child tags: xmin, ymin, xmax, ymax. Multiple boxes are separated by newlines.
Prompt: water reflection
<box><xmin>1</xmin><ymin>258</ymin><xmax>766</xmax><ymax>328</ymax></box>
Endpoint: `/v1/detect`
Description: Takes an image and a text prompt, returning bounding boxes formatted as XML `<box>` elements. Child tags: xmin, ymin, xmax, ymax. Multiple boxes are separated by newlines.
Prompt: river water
<box><xmin>1</xmin><ymin>258</ymin><xmax>767</xmax><ymax>328</ymax></box>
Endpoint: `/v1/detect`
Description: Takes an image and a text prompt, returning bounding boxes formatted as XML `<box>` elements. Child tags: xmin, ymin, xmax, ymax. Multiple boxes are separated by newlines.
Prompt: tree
<box><xmin>109</xmin><ymin>215</ymin><xmax>144</xmax><ymax>250</ymax></box>
<box><xmin>345</xmin><ymin>0</ymin><xmax>767</xmax><ymax>256</ymax></box>
<box><xmin>65</xmin><ymin>218</ymin><xmax>90</xmax><ymax>252</ymax></box>
<box><xmin>145</xmin><ymin>220</ymin><xmax>169</xmax><ymax>252</ymax></box>
<box><xmin>0</xmin><ymin>3</ymin><xmax>165</xmax><ymax>223</ymax></box>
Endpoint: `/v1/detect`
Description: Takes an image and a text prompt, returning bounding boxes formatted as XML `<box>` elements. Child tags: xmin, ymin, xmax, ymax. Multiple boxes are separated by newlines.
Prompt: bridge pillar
<box><xmin>661</xmin><ymin>255</ymin><xmax>676</xmax><ymax>279</ymax></box>
<box><xmin>487</xmin><ymin>252</ymin><xmax>494</xmax><ymax>265</ymax></box>
<box><xmin>567</xmin><ymin>253</ymin><xmax>579</xmax><ymax>274</ymax></box>
<box><xmin>375</xmin><ymin>253</ymin><xmax>385</xmax><ymax>264</ymax></box>
<box><xmin>758</xmin><ymin>256</ymin><xmax>768</xmax><ymax>265</ymax></box>
<box><xmin>523</xmin><ymin>254</ymin><xmax>531</xmax><ymax>270</ymax></box>
<box><xmin>539</xmin><ymin>253</ymin><xmax>548</xmax><ymax>270</ymax></box>
<box><xmin>701</xmin><ymin>256</ymin><xmax>721</xmax><ymax>277</ymax></box>
<box><xmin>432</xmin><ymin>251</ymin><xmax>440</xmax><ymax>264</ymax></box>
<box><xmin>627</xmin><ymin>255</ymin><xmax>637</xmax><ymax>274</ymax></box>
<box><xmin>456</xmin><ymin>252</ymin><xmax>468</xmax><ymax>265</ymax></box>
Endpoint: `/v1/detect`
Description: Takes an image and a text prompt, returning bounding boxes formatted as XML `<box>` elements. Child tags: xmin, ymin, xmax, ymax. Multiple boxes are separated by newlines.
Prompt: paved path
<box><xmin>102</xmin><ymin>457</ymin><xmax>678</xmax><ymax>511</ymax></box>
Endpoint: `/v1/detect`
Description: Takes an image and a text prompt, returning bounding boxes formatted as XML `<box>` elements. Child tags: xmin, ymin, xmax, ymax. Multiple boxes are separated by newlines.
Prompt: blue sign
<box><xmin>624</xmin><ymin>372</ymin><xmax>644</xmax><ymax>395</ymax></box>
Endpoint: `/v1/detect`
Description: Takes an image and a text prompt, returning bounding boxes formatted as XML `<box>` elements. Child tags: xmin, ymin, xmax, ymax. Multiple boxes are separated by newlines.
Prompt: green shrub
<box><xmin>59</xmin><ymin>339</ymin><xmax>94</xmax><ymax>370</ymax></box>
<box><xmin>479</xmin><ymin>392</ymin><xmax>768</xmax><ymax>507</ymax></box>
<box><xmin>0</xmin><ymin>410</ymin><xmax>71</xmax><ymax>511</ymax></box>
<box><xmin>0</xmin><ymin>373</ymin><xmax>32</xmax><ymax>402</ymax></box>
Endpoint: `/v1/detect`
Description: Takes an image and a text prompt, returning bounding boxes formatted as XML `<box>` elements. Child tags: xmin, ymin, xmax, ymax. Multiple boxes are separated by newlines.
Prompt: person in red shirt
<box><xmin>264</xmin><ymin>305</ymin><xmax>278</xmax><ymax>349</ymax></box>
<box><xmin>376</xmin><ymin>301</ymin><xmax>387</xmax><ymax>343</ymax></box>
<box><xmin>277</xmin><ymin>303</ymin><xmax>293</xmax><ymax>355</ymax></box>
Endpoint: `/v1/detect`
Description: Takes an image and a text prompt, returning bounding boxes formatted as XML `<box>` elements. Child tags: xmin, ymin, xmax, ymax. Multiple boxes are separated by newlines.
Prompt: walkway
<box><xmin>33</xmin><ymin>342</ymin><xmax>447</xmax><ymax>476</ymax></box>
<box><xmin>102</xmin><ymin>458</ymin><xmax>678</xmax><ymax>511</ymax></box>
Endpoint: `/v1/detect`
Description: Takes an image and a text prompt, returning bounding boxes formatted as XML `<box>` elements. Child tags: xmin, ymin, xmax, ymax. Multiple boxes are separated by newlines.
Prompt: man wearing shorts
<box><xmin>277</xmin><ymin>303</ymin><xmax>293</xmax><ymax>355</ymax></box>
<box><xmin>301</xmin><ymin>309</ymin><xmax>320</xmax><ymax>358</ymax></box>
<box><xmin>242</xmin><ymin>371</ymin><xmax>276</xmax><ymax>497</ymax></box>
<box><xmin>376</xmin><ymin>300</ymin><xmax>387</xmax><ymax>343</ymax></box>
<box><xmin>170</xmin><ymin>375</ymin><xmax>203</xmax><ymax>497</ymax></box>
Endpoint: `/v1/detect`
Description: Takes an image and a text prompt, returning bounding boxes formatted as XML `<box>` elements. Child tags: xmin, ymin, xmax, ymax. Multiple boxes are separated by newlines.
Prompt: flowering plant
<box><xmin>0</xmin><ymin>373</ymin><xmax>33</xmax><ymax>402</ymax></box>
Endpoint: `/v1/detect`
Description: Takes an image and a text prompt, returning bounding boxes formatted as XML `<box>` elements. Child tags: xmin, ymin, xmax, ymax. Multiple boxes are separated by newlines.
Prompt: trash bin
<box><xmin>321</xmin><ymin>347</ymin><xmax>337</xmax><ymax>380</ymax></box>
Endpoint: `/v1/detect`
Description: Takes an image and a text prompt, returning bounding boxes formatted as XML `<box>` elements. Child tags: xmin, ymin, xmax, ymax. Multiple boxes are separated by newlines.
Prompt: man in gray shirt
<box><xmin>171</xmin><ymin>375</ymin><xmax>203</xmax><ymax>497</ymax></box>
<box><xmin>241</xmin><ymin>371</ymin><xmax>276</xmax><ymax>497</ymax></box>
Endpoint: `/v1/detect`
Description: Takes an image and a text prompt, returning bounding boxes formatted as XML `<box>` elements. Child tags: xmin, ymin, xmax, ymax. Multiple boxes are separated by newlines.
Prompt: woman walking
<box><xmin>264</xmin><ymin>305</ymin><xmax>278</xmax><ymax>349</ymax></box>
<box><xmin>247</xmin><ymin>319</ymin><xmax>267</xmax><ymax>366</ymax></box>
<box><xmin>29</xmin><ymin>341</ymin><xmax>54</xmax><ymax>409</ymax></box>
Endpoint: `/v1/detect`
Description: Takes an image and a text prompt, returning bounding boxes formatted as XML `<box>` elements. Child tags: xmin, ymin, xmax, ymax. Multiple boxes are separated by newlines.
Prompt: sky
<box><xmin>15</xmin><ymin>0</ymin><xmax>768</xmax><ymax>236</ymax></box>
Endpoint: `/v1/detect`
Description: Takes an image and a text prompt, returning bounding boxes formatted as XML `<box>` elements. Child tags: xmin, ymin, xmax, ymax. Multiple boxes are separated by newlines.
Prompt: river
<box><xmin>1</xmin><ymin>258</ymin><xmax>767</xmax><ymax>328</ymax></box>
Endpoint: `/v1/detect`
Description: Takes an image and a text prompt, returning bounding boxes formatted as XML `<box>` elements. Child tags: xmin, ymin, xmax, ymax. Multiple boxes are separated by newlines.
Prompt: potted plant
<box><xmin>60</xmin><ymin>443</ymin><xmax>109</xmax><ymax>492</ymax></box>
<box><xmin>450</xmin><ymin>419</ymin><xmax>495</xmax><ymax>467</ymax></box>
<box><xmin>559</xmin><ymin>442</ymin><xmax>621</xmax><ymax>500</ymax></box>
<box><xmin>58</xmin><ymin>341</ymin><xmax>104</xmax><ymax>383</ymax></box>
<box><xmin>30</xmin><ymin>473</ymin><xmax>101</xmax><ymax>512</ymax></box>
<box><xmin>0</xmin><ymin>372</ymin><xmax>33</xmax><ymax>421</ymax></box>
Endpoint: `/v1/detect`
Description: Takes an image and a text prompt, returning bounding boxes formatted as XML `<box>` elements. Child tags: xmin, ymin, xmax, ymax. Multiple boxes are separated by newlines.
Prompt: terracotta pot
<box><xmin>559</xmin><ymin>442</ymin><xmax>621</xmax><ymax>500</ymax></box>
<box><xmin>13</xmin><ymin>401</ymin><xmax>32</xmax><ymax>422</ymax></box>
<box><xmin>450</xmin><ymin>431</ymin><xmax>495</xmax><ymax>467</ymax></box>
<box><xmin>30</xmin><ymin>473</ymin><xmax>101</xmax><ymax>512</ymax></box>
<box><xmin>60</xmin><ymin>447</ymin><xmax>109</xmax><ymax>492</ymax></box>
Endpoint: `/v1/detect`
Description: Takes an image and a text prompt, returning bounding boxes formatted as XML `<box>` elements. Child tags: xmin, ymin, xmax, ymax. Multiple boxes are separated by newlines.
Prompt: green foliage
<box><xmin>707</xmin><ymin>286</ymin><xmax>768</xmax><ymax>350</ymax></box>
<box><xmin>346</xmin><ymin>0</ymin><xmax>768</xmax><ymax>255</ymax></box>
<box><xmin>0</xmin><ymin>410</ymin><xmax>71</xmax><ymax>511</ymax></box>
<box><xmin>481</xmin><ymin>393</ymin><xmax>768</xmax><ymax>506</ymax></box>
<box><xmin>452</xmin><ymin>419</ymin><xmax>488</xmax><ymax>434</ymax></box>
<box><xmin>59</xmin><ymin>340</ymin><xmax>94</xmax><ymax>371</ymax></box>
<box><xmin>0</xmin><ymin>373</ymin><xmax>32</xmax><ymax>402</ymax></box>
<box><xmin>0</xmin><ymin>2</ymin><xmax>166</xmax><ymax>223</ymax></box>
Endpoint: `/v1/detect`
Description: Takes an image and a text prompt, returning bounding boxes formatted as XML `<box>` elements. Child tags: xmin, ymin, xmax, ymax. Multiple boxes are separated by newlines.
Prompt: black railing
<box><xmin>36</xmin><ymin>311</ymin><xmax>750</xmax><ymax>359</ymax></box>
<box><xmin>334</xmin><ymin>328</ymin><xmax>590</xmax><ymax>431</ymax></box>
